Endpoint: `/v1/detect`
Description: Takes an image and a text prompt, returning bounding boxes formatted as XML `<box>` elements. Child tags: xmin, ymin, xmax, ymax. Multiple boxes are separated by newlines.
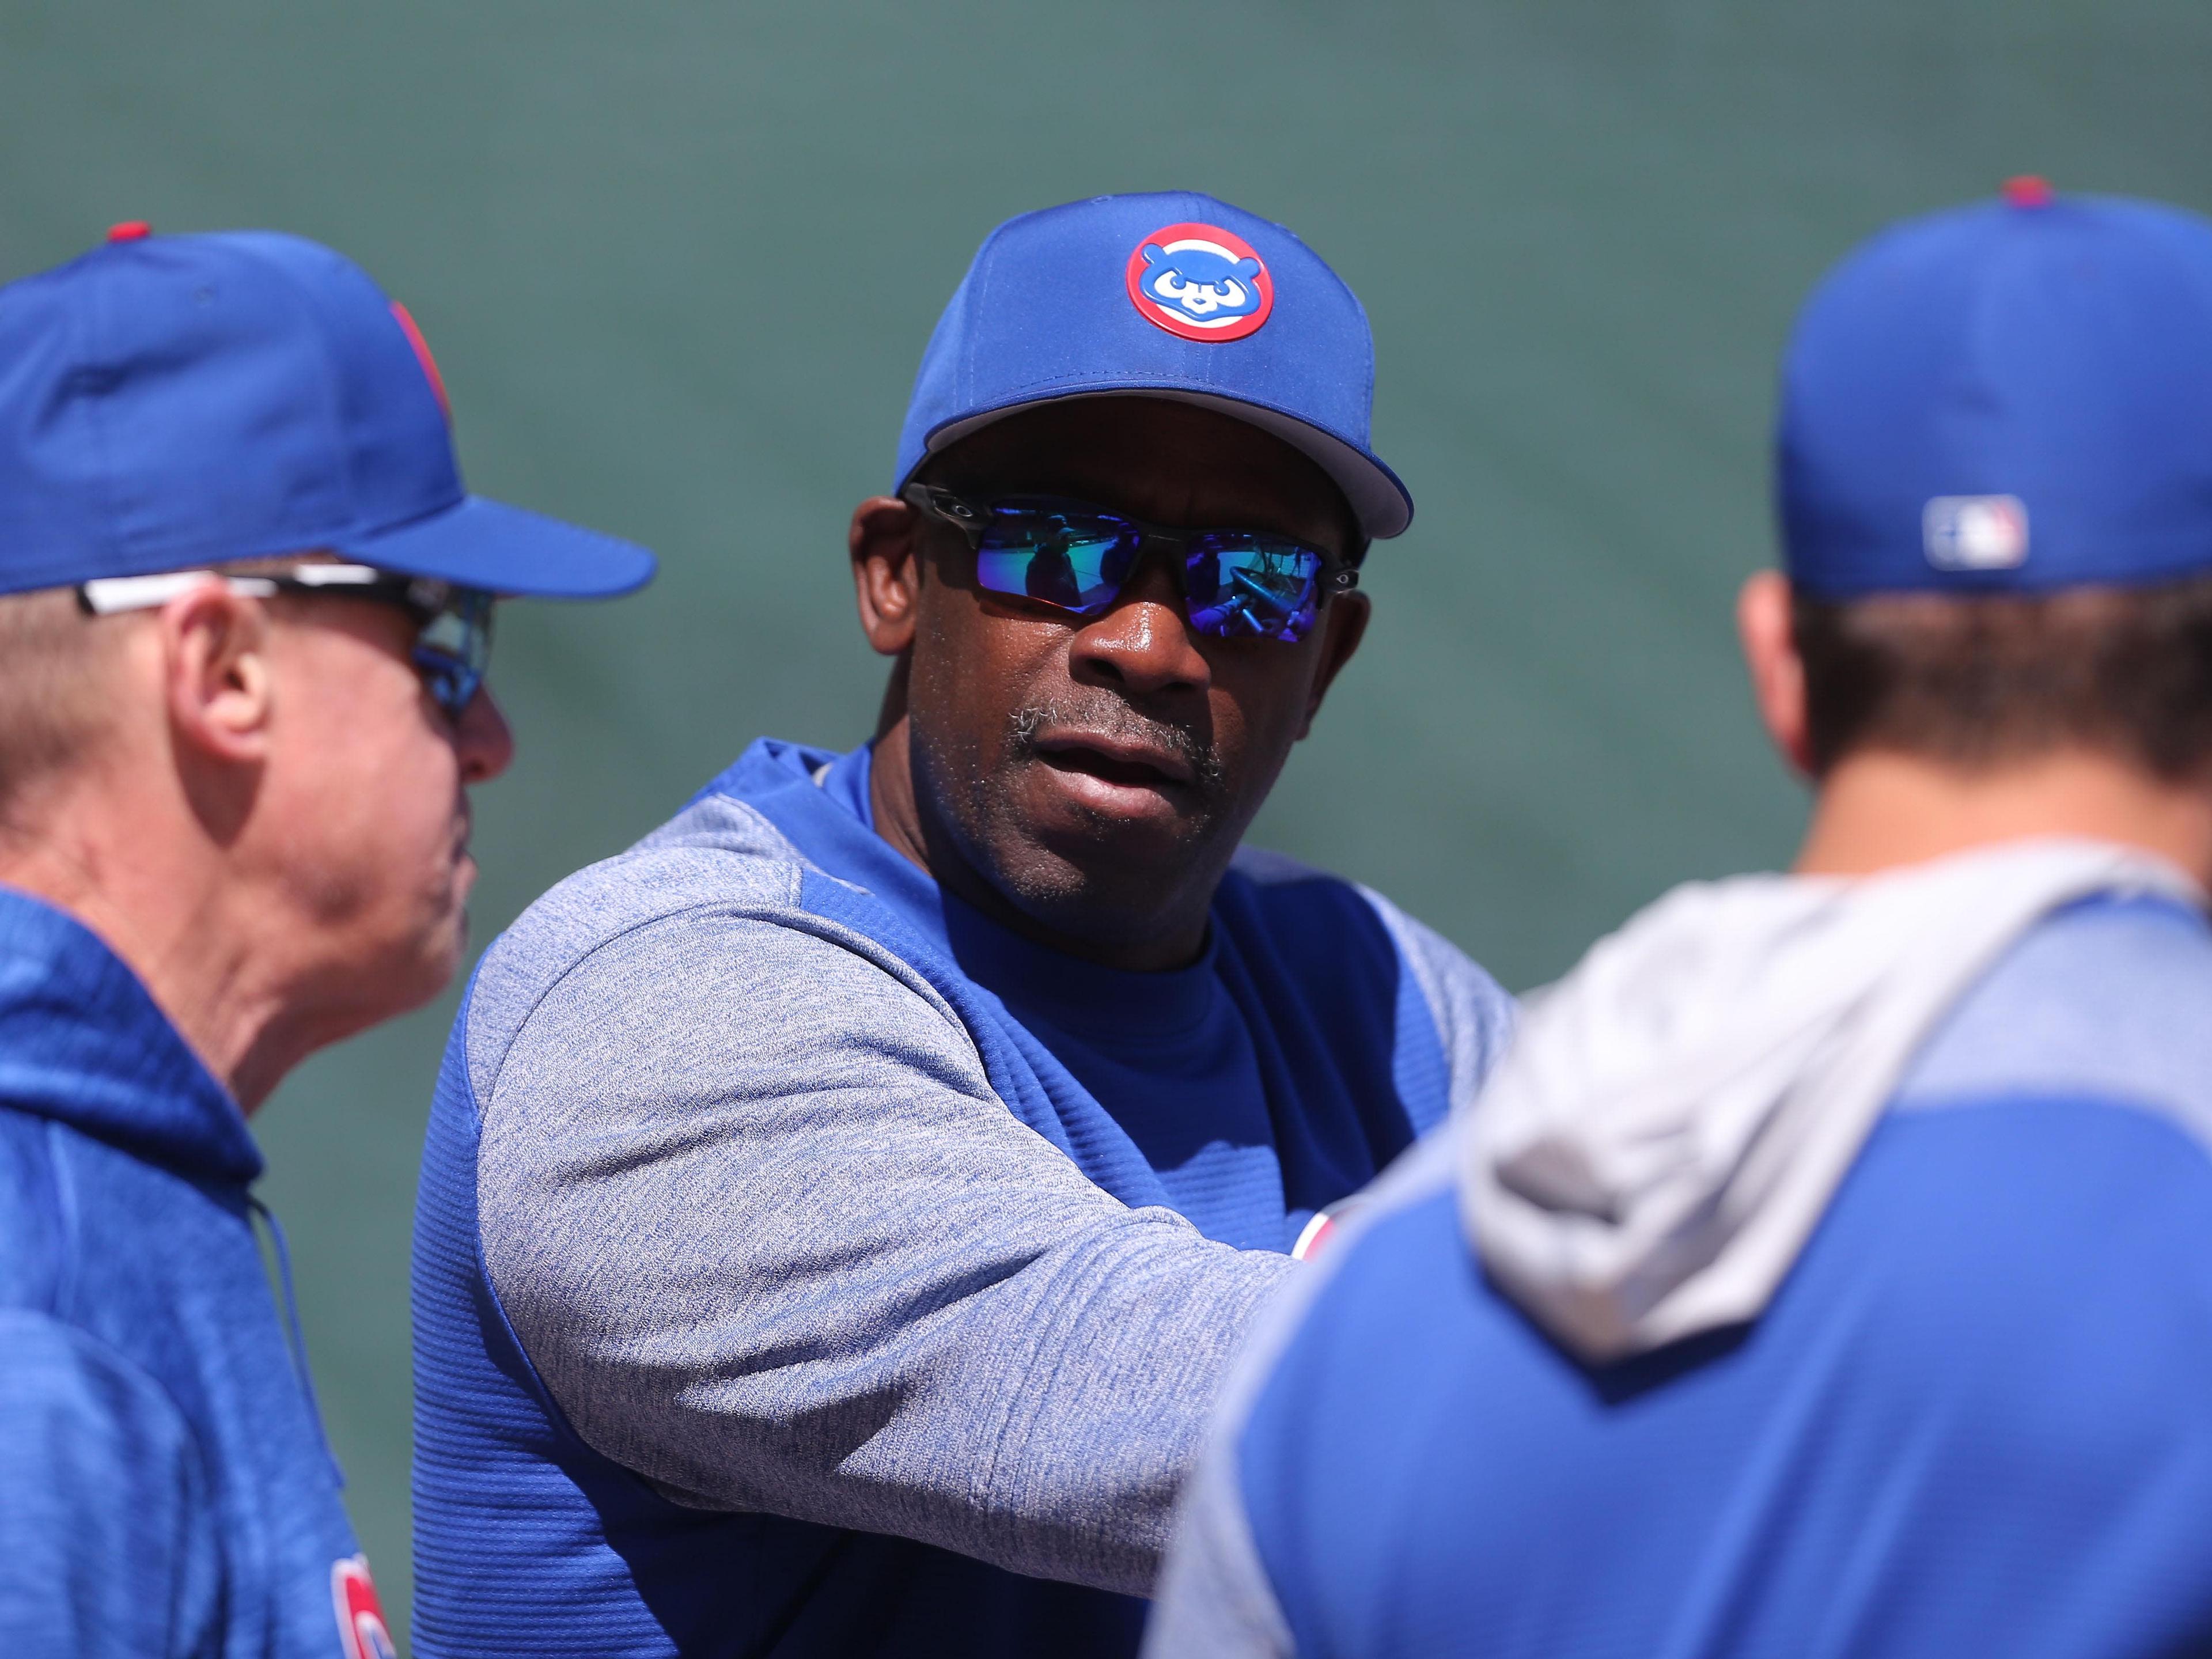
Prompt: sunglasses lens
<box><xmin>1184</xmin><ymin>536</ymin><xmax>1325</xmax><ymax>641</ymax></box>
<box><xmin>973</xmin><ymin>500</ymin><xmax>1139</xmax><ymax>613</ymax></box>
<box><xmin>412</xmin><ymin>590</ymin><xmax>494</xmax><ymax>718</ymax></box>
<box><xmin>412</xmin><ymin>650</ymin><xmax>472</xmax><ymax>718</ymax></box>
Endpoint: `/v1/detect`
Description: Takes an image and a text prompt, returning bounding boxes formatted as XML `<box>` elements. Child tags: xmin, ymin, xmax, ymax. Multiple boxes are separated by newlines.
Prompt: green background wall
<box><xmin>5</xmin><ymin>1</ymin><xmax>2205</xmax><ymax>1644</ymax></box>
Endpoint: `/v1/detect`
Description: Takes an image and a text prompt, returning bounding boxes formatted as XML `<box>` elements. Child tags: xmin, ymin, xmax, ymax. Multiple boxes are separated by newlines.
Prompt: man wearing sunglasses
<box><xmin>0</xmin><ymin>226</ymin><xmax>652</xmax><ymax>1658</ymax></box>
<box><xmin>412</xmin><ymin>192</ymin><xmax>1514</xmax><ymax>1659</ymax></box>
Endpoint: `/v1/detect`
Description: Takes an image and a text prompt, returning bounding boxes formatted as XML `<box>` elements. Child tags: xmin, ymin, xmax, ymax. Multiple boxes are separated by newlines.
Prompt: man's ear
<box><xmin>161</xmin><ymin>582</ymin><xmax>274</xmax><ymax>766</ymax></box>
<box><xmin>851</xmin><ymin>495</ymin><xmax>924</xmax><ymax>657</ymax></box>
<box><xmin>1294</xmin><ymin>590</ymin><xmax>1371</xmax><ymax>740</ymax></box>
<box><xmin>1737</xmin><ymin>570</ymin><xmax>1816</xmax><ymax>779</ymax></box>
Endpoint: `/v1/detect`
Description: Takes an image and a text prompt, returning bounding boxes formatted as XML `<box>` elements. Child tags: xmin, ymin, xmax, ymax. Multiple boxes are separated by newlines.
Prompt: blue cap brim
<box><xmin>914</xmin><ymin>388</ymin><xmax>1414</xmax><ymax>541</ymax></box>
<box><xmin>336</xmin><ymin>495</ymin><xmax>657</xmax><ymax>598</ymax></box>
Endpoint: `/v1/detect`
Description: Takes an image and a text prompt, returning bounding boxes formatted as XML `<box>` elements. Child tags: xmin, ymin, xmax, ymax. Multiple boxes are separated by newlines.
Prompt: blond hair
<box><xmin>0</xmin><ymin>586</ymin><xmax>126</xmax><ymax>821</ymax></box>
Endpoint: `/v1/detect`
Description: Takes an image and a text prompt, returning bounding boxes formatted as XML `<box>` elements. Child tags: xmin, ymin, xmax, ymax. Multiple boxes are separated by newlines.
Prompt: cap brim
<box><xmin>918</xmin><ymin>388</ymin><xmax>1414</xmax><ymax>541</ymax></box>
<box><xmin>337</xmin><ymin>495</ymin><xmax>657</xmax><ymax>598</ymax></box>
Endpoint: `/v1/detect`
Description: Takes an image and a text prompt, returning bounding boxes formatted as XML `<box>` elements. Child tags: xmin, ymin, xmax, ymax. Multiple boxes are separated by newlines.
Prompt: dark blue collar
<box><xmin>0</xmin><ymin>886</ymin><xmax>259</xmax><ymax>1186</ymax></box>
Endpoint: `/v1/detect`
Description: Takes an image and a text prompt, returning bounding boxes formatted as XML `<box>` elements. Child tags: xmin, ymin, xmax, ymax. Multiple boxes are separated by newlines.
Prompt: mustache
<box><xmin>1008</xmin><ymin>696</ymin><xmax>1226</xmax><ymax>793</ymax></box>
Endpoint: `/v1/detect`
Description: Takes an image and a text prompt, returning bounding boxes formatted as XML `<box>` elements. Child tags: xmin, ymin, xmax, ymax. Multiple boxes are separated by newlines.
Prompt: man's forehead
<box><xmin>923</xmin><ymin>397</ymin><xmax>1358</xmax><ymax>548</ymax></box>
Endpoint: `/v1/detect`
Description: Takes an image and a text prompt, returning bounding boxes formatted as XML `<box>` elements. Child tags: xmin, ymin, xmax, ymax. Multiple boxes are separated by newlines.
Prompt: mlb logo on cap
<box><xmin>1923</xmin><ymin>495</ymin><xmax>2029</xmax><ymax>572</ymax></box>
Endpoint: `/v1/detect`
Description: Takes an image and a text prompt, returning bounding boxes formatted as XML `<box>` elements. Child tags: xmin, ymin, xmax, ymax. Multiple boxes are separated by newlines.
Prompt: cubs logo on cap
<box><xmin>1124</xmin><ymin>223</ymin><xmax>1274</xmax><ymax>342</ymax></box>
<box><xmin>332</xmin><ymin>1555</ymin><xmax>398</xmax><ymax>1659</ymax></box>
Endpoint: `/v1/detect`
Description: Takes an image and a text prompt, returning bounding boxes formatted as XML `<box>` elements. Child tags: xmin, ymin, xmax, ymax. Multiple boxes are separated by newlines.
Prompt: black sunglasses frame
<box><xmin>901</xmin><ymin>483</ymin><xmax>1360</xmax><ymax>630</ymax></box>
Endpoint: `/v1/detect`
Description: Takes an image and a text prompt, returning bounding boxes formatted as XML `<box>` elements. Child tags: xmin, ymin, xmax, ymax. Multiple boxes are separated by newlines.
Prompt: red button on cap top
<box><xmin>106</xmin><ymin>220</ymin><xmax>153</xmax><ymax>242</ymax></box>
<box><xmin>2002</xmin><ymin>176</ymin><xmax>2054</xmax><ymax>209</ymax></box>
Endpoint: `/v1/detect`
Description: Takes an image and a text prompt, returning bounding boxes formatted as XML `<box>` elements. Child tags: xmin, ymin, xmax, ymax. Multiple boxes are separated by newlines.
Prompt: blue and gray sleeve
<box><xmin>1142</xmin><ymin>1130</ymin><xmax>1467</xmax><ymax>1657</ymax></box>
<box><xmin>1355</xmin><ymin>882</ymin><xmax>1518</xmax><ymax>1120</ymax></box>
<box><xmin>474</xmin><ymin>907</ymin><xmax>1296</xmax><ymax>1596</ymax></box>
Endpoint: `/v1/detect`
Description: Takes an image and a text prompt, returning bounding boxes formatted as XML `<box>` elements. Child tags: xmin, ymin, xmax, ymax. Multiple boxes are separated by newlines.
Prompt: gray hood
<box><xmin>1460</xmin><ymin>838</ymin><xmax>2203</xmax><ymax>1364</ymax></box>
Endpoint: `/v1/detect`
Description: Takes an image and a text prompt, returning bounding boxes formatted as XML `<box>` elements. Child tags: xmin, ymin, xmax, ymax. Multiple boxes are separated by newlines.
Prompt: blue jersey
<box><xmin>1157</xmin><ymin>895</ymin><xmax>2212</xmax><ymax>1659</ymax></box>
<box><xmin>410</xmin><ymin>737</ymin><xmax>1514</xmax><ymax>1658</ymax></box>
<box><xmin>0</xmin><ymin>888</ymin><xmax>385</xmax><ymax>1659</ymax></box>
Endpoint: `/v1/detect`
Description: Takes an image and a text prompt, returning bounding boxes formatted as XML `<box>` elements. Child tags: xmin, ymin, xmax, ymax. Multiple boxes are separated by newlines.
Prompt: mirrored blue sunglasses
<box><xmin>78</xmin><ymin>563</ymin><xmax>495</xmax><ymax>722</ymax></box>
<box><xmin>903</xmin><ymin>485</ymin><xmax>1358</xmax><ymax>643</ymax></box>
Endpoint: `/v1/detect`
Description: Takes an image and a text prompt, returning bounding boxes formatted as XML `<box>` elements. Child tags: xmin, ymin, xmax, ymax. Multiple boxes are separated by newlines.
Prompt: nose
<box><xmin>454</xmin><ymin>685</ymin><xmax>516</xmax><ymax>785</ymax></box>
<box><xmin>1067</xmin><ymin>548</ymin><xmax>1211</xmax><ymax>699</ymax></box>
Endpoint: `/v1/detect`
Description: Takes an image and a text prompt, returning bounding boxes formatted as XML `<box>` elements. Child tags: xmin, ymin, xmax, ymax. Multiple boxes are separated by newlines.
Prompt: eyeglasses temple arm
<box><xmin>902</xmin><ymin>484</ymin><xmax>989</xmax><ymax>551</ymax></box>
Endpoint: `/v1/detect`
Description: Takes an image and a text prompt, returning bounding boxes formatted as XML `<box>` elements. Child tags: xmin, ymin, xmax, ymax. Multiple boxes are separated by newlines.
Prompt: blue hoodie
<box><xmin>1146</xmin><ymin>846</ymin><xmax>2212</xmax><ymax>1659</ymax></box>
<box><xmin>0</xmin><ymin>888</ymin><xmax>391</xmax><ymax>1659</ymax></box>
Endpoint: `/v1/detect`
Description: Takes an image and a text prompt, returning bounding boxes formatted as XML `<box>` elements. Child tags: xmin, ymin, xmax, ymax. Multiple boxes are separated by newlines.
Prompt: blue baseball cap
<box><xmin>1779</xmin><ymin>180</ymin><xmax>2212</xmax><ymax>597</ymax></box>
<box><xmin>0</xmin><ymin>225</ymin><xmax>655</xmax><ymax>599</ymax></box>
<box><xmin>895</xmin><ymin>192</ymin><xmax>1412</xmax><ymax>540</ymax></box>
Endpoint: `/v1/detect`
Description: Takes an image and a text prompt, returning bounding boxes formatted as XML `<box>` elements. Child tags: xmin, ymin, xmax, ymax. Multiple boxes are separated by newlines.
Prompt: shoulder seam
<box><xmin>1887</xmin><ymin>1085</ymin><xmax>2212</xmax><ymax>1161</ymax></box>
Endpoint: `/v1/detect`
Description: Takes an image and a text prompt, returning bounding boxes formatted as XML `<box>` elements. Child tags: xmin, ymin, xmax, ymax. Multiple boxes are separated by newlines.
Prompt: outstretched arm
<box><xmin>476</xmin><ymin>909</ymin><xmax>1294</xmax><ymax>1596</ymax></box>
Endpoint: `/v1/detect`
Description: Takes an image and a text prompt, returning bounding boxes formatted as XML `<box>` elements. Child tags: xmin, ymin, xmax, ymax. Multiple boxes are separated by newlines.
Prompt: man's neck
<box><xmin>1796</xmin><ymin>747</ymin><xmax>2212</xmax><ymax>887</ymax></box>
<box><xmin>0</xmin><ymin>801</ymin><xmax>304</xmax><ymax>1112</ymax></box>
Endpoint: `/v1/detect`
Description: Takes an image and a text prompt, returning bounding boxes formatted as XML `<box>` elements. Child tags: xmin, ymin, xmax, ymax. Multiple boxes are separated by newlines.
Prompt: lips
<box><xmin>1031</xmin><ymin>730</ymin><xmax>1196</xmax><ymax>792</ymax></box>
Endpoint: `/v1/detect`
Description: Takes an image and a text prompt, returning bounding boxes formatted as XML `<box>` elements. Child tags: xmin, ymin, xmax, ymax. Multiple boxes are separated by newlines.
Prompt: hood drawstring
<box><xmin>249</xmin><ymin>1196</ymin><xmax>344</xmax><ymax>1490</ymax></box>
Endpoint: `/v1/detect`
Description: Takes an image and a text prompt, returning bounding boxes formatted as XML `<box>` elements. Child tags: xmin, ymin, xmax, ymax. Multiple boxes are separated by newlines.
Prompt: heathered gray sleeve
<box><xmin>475</xmin><ymin>906</ymin><xmax>1296</xmax><ymax>1596</ymax></box>
<box><xmin>1144</xmin><ymin>1130</ymin><xmax>1466</xmax><ymax>1658</ymax></box>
